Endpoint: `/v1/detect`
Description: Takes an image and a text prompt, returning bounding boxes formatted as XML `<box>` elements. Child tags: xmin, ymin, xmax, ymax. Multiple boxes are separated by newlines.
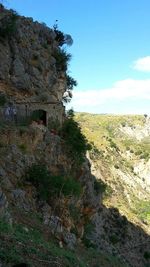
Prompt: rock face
<box><xmin>0</xmin><ymin>126</ymin><xmax>100</xmax><ymax>246</ymax></box>
<box><xmin>0</xmin><ymin>5</ymin><xmax>67</xmax><ymax>102</ymax></box>
<box><xmin>0</xmin><ymin>188</ymin><xmax>12</xmax><ymax>224</ymax></box>
<box><xmin>87</xmin><ymin>206</ymin><xmax>150</xmax><ymax>267</ymax></box>
<box><xmin>0</xmin><ymin>126</ymin><xmax>150</xmax><ymax>267</ymax></box>
<box><xmin>119</xmin><ymin>116</ymin><xmax>150</xmax><ymax>141</ymax></box>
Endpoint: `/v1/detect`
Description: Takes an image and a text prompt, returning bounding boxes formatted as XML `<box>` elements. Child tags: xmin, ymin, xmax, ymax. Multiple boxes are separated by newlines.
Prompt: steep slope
<box><xmin>0</xmin><ymin>5</ymin><xmax>150</xmax><ymax>267</ymax></box>
<box><xmin>0</xmin><ymin>125</ymin><xmax>129</xmax><ymax>267</ymax></box>
<box><xmin>75</xmin><ymin>113</ymin><xmax>150</xmax><ymax>231</ymax></box>
<box><xmin>0</xmin><ymin>123</ymin><xmax>149</xmax><ymax>267</ymax></box>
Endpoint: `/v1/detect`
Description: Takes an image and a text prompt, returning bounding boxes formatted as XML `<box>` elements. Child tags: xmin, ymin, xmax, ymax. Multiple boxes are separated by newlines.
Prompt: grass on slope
<box><xmin>75</xmin><ymin>113</ymin><xmax>150</xmax><ymax>228</ymax></box>
<box><xmin>0</xmin><ymin>214</ymin><xmax>128</xmax><ymax>267</ymax></box>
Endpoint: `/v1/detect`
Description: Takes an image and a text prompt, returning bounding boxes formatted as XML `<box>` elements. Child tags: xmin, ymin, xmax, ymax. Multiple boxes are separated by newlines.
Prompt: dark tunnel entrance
<box><xmin>31</xmin><ymin>109</ymin><xmax>47</xmax><ymax>125</ymax></box>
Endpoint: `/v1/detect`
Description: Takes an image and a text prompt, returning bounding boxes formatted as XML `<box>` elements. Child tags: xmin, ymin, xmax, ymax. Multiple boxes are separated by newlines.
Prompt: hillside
<box><xmin>0</xmin><ymin>5</ymin><xmax>150</xmax><ymax>267</ymax></box>
<box><xmin>75</xmin><ymin>113</ymin><xmax>150</xmax><ymax>232</ymax></box>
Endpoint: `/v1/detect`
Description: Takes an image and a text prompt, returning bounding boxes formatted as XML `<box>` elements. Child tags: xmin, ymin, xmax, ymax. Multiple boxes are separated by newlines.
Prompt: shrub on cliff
<box><xmin>53</xmin><ymin>23</ymin><xmax>73</xmax><ymax>47</ymax></box>
<box><xmin>94</xmin><ymin>179</ymin><xmax>107</xmax><ymax>195</ymax></box>
<box><xmin>60</xmin><ymin>109</ymin><xmax>91</xmax><ymax>164</ymax></box>
<box><xmin>0</xmin><ymin>10</ymin><xmax>18</xmax><ymax>38</ymax></box>
<box><xmin>25</xmin><ymin>164</ymin><xmax>82</xmax><ymax>201</ymax></box>
<box><xmin>63</xmin><ymin>75</ymin><xmax>77</xmax><ymax>103</ymax></box>
<box><xmin>53</xmin><ymin>49</ymin><xmax>71</xmax><ymax>71</ymax></box>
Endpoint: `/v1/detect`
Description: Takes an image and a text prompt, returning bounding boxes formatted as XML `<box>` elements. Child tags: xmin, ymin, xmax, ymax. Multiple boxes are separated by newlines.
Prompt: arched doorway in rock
<box><xmin>31</xmin><ymin>109</ymin><xmax>47</xmax><ymax>125</ymax></box>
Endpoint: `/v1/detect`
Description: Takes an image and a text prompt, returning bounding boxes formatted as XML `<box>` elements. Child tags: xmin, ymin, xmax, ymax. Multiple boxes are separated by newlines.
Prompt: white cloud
<box><xmin>133</xmin><ymin>56</ymin><xmax>150</xmax><ymax>72</ymax></box>
<box><xmin>68</xmin><ymin>78</ymin><xmax>150</xmax><ymax>114</ymax></box>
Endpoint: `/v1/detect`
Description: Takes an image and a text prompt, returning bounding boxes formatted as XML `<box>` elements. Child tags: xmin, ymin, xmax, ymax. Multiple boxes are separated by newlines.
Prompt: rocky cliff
<box><xmin>0</xmin><ymin>4</ymin><xmax>68</xmax><ymax>103</ymax></box>
<box><xmin>0</xmin><ymin>5</ymin><xmax>150</xmax><ymax>267</ymax></box>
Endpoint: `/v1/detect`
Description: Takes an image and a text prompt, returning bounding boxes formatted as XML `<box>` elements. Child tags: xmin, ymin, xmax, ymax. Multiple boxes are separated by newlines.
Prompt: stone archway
<box><xmin>31</xmin><ymin>109</ymin><xmax>47</xmax><ymax>125</ymax></box>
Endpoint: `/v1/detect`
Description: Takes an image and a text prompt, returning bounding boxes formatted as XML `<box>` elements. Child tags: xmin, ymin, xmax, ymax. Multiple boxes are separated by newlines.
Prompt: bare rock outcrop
<box><xmin>0</xmin><ymin>5</ymin><xmax>67</xmax><ymax>102</ymax></box>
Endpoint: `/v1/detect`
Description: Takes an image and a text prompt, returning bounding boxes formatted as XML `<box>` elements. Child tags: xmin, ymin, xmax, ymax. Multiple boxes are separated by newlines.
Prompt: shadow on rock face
<box><xmin>12</xmin><ymin>264</ymin><xmax>30</xmax><ymax>267</ymax></box>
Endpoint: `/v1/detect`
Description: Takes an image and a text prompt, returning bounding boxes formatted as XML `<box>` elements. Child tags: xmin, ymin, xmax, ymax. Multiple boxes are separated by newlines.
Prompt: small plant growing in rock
<box><xmin>18</xmin><ymin>144</ymin><xmax>27</xmax><ymax>153</ymax></box>
<box><xmin>109</xmin><ymin>234</ymin><xmax>119</xmax><ymax>244</ymax></box>
<box><xmin>114</xmin><ymin>164</ymin><xmax>119</xmax><ymax>169</ymax></box>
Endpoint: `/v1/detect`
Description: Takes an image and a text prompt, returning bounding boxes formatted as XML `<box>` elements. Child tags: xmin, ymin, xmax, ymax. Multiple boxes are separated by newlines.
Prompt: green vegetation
<box><xmin>25</xmin><ymin>164</ymin><xmax>82</xmax><ymax>200</ymax></box>
<box><xmin>63</xmin><ymin>75</ymin><xmax>77</xmax><ymax>103</ymax></box>
<box><xmin>75</xmin><ymin>113</ymin><xmax>150</xmax><ymax>228</ymax></box>
<box><xmin>133</xmin><ymin>200</ymin><xmax>150</xmax><ymax>225</ymax></box>
<box><xmin>53</xmin><ymin>23</ymin><xmax>73</xmax><ymax>47</ymax></box>
<box><xmin>0</xmin><ymin>218</ymin><xmax>128</xmax><ymax>267</ymax></box>
<box><xmin>144</xmin><ymin>251</ymin><xmax>150</xmax><ymax>260</ymax></box>
<box><xmin>18</xmin><ymin>143</ymin><xmax>27</xmax><ymax>153</ymax></box>
<box><xmin>0</xmin><ymin>94</ymin><xmax>7</xmax><ymax>106</ymax></box>
<box><xmin>109</xmin><ymin>234</ymin><xmax>119</xmax><ymax>244</ymax></box>
<box><xmin>94</xmin><ymin>179</ymin><xmax>107</xmax><ymax>195</ymax></box>
<box><xmin>52</xmin><ymin>25</ymin><xmax>76</xmax><ymax>102</ymax></box>
<box><xmin>53</xmin><ymin>48</ymin><xmax>71</xmax><ymax>71</ymax></box>
<box><xmin>48</xmin><ymin>117</ymin><xmax>61</xmax><ymax>131</ymax></box>
<box><xmin>61</xmin><ymin>110</ymin><xmax>91</xmax><ymax>165</ymax></box>
<box><xmin>82</xmin><ymin>222</ymin><xmax>96</xmax><ymax>248</ymax></box>
<box><xmin>66</xmin><ymin>75</ymin><xmax>77</xmax><ymax>90</ymax></box>
<box><xmin>0</xmin><ymin>10</ymin><xmax>19</xmax><ymax>38</ymax></box>
<box><xmin>0</xmin><ymin>219</ymin><xmax>84</xmax><ymax>266</ymax></box>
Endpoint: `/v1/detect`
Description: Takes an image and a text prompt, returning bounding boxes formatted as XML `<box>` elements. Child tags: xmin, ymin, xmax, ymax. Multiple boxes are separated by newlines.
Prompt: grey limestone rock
<box><xmin>49</xmin><ymin>215</ymin><xmax>63</xmax><ymax>234</ymax></box>
<box><xmin>12</xmin><ymin>189</ymin><xmax>32</xmax><ymax>211</ymax></box>
<box><xmin>63</xmin><ymin>230</ymin><xmax>77</xmax><ymax>250</ymax></box>
<box><xmin>0</xmin><ymin>188</ymin><xmax>12</xmax><ymax>224</ymax></box>
<box><xmin>0</xmin><ymin>7</ymin><xmax>66</xmax><ymax>101</ymax></box>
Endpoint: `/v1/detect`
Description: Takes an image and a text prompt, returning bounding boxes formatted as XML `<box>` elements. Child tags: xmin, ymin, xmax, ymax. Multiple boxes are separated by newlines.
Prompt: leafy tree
<box><xmin>63</xmin><ymin>75</ymin><xmax>77</xmax><ymax>103</ymax></box>
<box><xmin>60</xmin><ymin>109</ymin><xmax>91</xmax><ymax>164</ymax></box>
<box><xmin>53</xmin><ymin>23</ymin><xmax>73</xmax><ymax>46</ymax></box>
<box><xmin>53</xmin><ymin>49</ymin><xmax>71</xmax><ymax>71</ymax></box>
<box><xmin>0</xmin><ymin>9</ymin><xmax>19</xmax><ymax>38</ymax></box>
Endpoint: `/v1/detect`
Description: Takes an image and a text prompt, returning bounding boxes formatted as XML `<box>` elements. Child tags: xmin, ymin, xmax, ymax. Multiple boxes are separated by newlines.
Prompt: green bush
<box><xmin>109</xmin><ymin>140</ymin><xmax>117</xmax><ymax>149</ymax></box>
<box><xmin>18</xmin><ymin>144</ymin><xmax>27</xmax><ymax>153</ymax></box>
<box><xmin>0</xmin><ymin>94</ymin><xmax>7</xmax><ymax>106</ymax></box>
<box><xmin>140</xmin><ymin>152</ymin><xmax>149</xmax><ymax>160</ymax></box>
<box><xmin>89</xmin><ymin>144</ymin><xmax>104</xmax><ymax>160</ymax></box>
<box><xmin>63</xmin><ymin>75</ymin><xmax>77</xmax><ymax>103</ymax></box>
<box><xmin>66</xmin><ymin>75</ymin><xmax>77</xmax><ymax>90</ymax></box>
<box><xmin>69</xmin><ymin>204</ymin><xmax>80</xmax><ymax>221</ymax></box>
<box><xmin>82</xmin><ymin>222</ymin><xmax>96</xmax><ymax>248</ymax></box>
<box><xmin>94</xmin><ymin>179</ymin><xmax>107</xmax><ymax>195</ymax></box>
<box><xmin>135</xmin><ymin>150</ymin><xmax>142</xmax><ymax>156</ymax></box>
<box><xmin>53</xmin><ymin>49</ymin><xmax>71</xmax><ymax>71</ymax></box>
<box><xmin>60</xmin><ymin>110</ymin><xmax>91</xmax><ymax>164</ymax></box>
<box><xmin>114</xmin><ymin>164</ymin><xmax>119</xmax><ymax>169</ymax></box>
<box><xmin>25</xmin><ymin>164</ymin><xmax>82</xmax><ymax>201</ymax></box>
<box><xmin>53</xmin><ymin>24</ymin><xmax>73</xmax><ymax>47</ymax></box>
<box><xmin>48</xmin><ymin>117</ymin><xmax>60</xmax><ymax>131</ymax></box>
<box><xmin>0</xmin><ymin>10</ymin><xmax>18</xmax><ymax>38</ymax></box>
<box><xmin>144</xmin><ymin>251</ymin><xmax>150</xmax><ymax>260</ymax></box>
<box><xmin>109</xmin><ymin>234</ymin><xmax>119</xmax><ymax>244</ymax></box>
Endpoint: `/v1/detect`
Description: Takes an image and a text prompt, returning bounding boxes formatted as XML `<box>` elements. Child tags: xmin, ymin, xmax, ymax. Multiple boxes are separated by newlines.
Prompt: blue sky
<box><xmin>4</xmin><ymin>0</ymin><xmax>150</xmax><ymax>114</ymax></box>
